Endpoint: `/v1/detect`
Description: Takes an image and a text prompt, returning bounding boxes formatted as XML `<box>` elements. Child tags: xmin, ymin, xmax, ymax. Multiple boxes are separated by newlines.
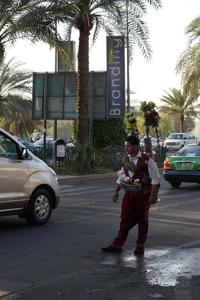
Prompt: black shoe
<box><xmin>134</xmin><ymin>246</ymin><xmax>144</xmax><ymax>256</ymax></box>
<box><xmin>101</xmin><ymin>245</ymin><xmax>122</xmax><ymax>253</ymax></box>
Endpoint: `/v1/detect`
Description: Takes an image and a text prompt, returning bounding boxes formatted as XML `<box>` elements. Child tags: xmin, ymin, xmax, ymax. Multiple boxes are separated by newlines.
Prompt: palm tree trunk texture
<box><xmin>180</xmin><ymin>113</ymin><xmax>184</xmax><ymax>132</ymax></box>
<box><xmin>76</xmin><ymin>29</ymin><xmax>90</xmax><ymax>145</ymax></box>
<box><xmin>75</xmin><ymin>26</ymin><xmax>93</xmax><ymax>173</ymax></box>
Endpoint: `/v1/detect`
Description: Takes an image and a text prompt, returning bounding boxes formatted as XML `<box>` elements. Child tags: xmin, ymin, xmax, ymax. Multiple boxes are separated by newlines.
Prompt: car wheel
<box><xmin>169</xmin><ymin>181</ymin><xmax>181</xmax><ymax>188</ymax></box>
<box><xmin>26</xmin><ymin>189</ymin><xmax>52</xmax><ymax>225</ymax></box>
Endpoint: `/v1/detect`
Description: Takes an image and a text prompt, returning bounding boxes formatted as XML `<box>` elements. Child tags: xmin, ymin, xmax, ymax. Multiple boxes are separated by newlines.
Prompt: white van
<box><xmin>0</xmin><ymin>128</ymin><xmax>60</xmax><ymax>225</ymax></box>
<box><xmin>164</xmin><ymin>132</ymin><xmax>196</xmax><ymax>151</ymax></box>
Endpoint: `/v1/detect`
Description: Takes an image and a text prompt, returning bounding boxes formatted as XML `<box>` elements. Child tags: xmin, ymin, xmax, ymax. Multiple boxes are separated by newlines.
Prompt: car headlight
<box><xmin>49</xmin><ymin>167</ymin><xmax>57</xmax><ymax>178</ymax></box>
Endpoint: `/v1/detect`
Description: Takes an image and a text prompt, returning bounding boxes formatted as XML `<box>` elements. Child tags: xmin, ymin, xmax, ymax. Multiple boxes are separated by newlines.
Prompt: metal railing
<box><xmin>33</xmin><ymin>145</ymin><xmax>166</xmax><ymax>174</ymax></box>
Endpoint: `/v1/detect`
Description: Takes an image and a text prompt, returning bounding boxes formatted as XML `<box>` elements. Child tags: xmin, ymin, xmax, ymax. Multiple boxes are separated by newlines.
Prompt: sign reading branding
<box><xmin>107</xmin><ymin>36</ymin><xmax>125</xmax><ymax>118</ymax></box>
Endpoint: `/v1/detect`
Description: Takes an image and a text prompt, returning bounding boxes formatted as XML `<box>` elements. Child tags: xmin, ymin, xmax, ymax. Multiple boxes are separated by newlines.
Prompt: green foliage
<box><xmin>93</xmin><ymin>119</ymin><xmax>126</xmax><ymax>150</ymax></box>
<box><xmin>140</xmin><ymin>101</ymin><xmax>160</xmax><ymax>135</ymax></box>
<box><xmin>0</xmin><ymin>58</ymin><xmax>37</xmax><ymax>136</ymax></box>
<box><xmin>0</xmin><ymin>95</ymin><xmax>35</xmax><ymax>137</ymax></box>
<box><xmin>140</xmin><ymin>101</ymin><xmax>156</xmax><ymax>113</ymax></box>
<box><xmin>158</xmin><ymin>112</ymin><xmax>196</xmax><ymax>137</ymax></box>
<box><xmin>0</xmin><ymin>0</ymin><xmax>57</xmax><ymax>63</ymax></box>
<box><xmin>158</xmin><ymin>114</ymin><xmax>174</xmax><ymax>137</ymax></box>
<box><xmin>0</xmin><ymin>58</ymin><xmax>32</xmax><ymax>102</ymax></box>
<box><xmin>124</xmin><ymin>112</ymin><xmax>138</xmax><ymax>135</ymax></box>
<box><xmin>176</xmin><ymin>16</ymin><xmax>200</xmax><ymax>99</ymax></box>
<box><xmin>160</xmin><ymin>88</ymin><xmax>200</xmax><ymax>132</ymax></box>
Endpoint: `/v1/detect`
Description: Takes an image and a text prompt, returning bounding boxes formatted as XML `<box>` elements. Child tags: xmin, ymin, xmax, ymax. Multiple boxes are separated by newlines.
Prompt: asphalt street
<box><xmin>0</xmin><ymin>173</ymin><xmax>200</xmax><ymax>300</ymax></box>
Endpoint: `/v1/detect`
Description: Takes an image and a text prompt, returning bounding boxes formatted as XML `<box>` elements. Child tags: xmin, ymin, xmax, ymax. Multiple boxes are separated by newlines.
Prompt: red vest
<box><xmin>123</xmin><ymin>154</ymin><xmax>151</xmax><ymax>190</ymax></box>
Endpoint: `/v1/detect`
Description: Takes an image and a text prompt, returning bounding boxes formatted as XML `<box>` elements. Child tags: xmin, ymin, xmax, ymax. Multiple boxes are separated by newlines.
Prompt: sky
<box><xmin>6</xmin><ymin>0</ymin><xmax>200</xmax><ymax>107</ymax></box>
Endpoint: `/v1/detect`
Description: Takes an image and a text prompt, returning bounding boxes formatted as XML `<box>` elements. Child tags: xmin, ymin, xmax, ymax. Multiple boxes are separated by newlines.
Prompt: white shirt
<box><xmin>116</xmin><ymin>151</ymin><xmax>160</xmax><ymax>185</ymax></box>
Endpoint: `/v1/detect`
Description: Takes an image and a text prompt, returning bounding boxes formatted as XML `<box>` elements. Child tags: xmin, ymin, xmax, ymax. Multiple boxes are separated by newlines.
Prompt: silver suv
<box><xmin>164</xmin><ymin>132</ymin><xmax>196</xmax><ymax>151</ymax></box>
<box><xmin>0</xmin><ymin>128</ymin><xmax>60</xmax><ymax>225</ymax></box>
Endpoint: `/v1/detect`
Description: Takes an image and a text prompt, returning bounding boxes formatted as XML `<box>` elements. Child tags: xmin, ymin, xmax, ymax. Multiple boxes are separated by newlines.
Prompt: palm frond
<box><xmin>185</xmin><ymin>16</ymin><xmax>200</xmax><ymax>44</ymax></box>
<box><xmin>0</xmin><ymin>58</ymin><xmax>32</xmax><ymax>99</ymax></box>
<box><xmin>176</xmin><ymin>15</ymin><xmax>200</xmax><ymax>100</ymax></box>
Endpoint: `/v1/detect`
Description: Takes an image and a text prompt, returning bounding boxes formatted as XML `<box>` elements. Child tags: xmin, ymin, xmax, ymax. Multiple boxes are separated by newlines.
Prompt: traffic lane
<box><xmin>59</xmin><ymin>174</ymin><xmax>200</xmax><ymax>206</ymax></box>
<box><xmin>0</xmin><ymin>177</ymin><xmax>199</xmax><ymax>299</ymax></box>
<box><xmin>58</xmin><ymin>173</ymin><xmax>200</xmax><ymax>239</ymax></box>
<box><xmin>58</xmin><ymin>175</ymin><xmax>200</xmax><ymax>248</ymax></box>
<box><xmin>64</xmin><ymin>177</ymin><xmax>200</xmax><ymax>296</ymax></box>
<box><xmin>59</xmin><ymin>174</ymin><xmax>200</xmax><ymax>235</ymax></box>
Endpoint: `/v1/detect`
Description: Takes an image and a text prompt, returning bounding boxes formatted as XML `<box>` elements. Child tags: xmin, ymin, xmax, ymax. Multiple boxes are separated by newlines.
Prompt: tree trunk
<box><xmin>75</xmin><ymin>27</ymin><xmax>93</xmax><ymax>174</ymax></box>
<box><xmin>180</xmin><ymin>113</ymin><xmax>184</xmax><ymax>132</ymax></box>
<box><xmin>76</xmin><ymin>29</ymin><xmax>90</xmax><ymax>145</ymax></box>
<box><xmin>13</xmin><ymin>124</ymin><xmax>19</xmax><ymax>136</ymax></box>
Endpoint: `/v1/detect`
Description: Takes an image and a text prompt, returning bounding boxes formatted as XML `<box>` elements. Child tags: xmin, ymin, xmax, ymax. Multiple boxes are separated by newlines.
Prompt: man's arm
<box><xmin>112</xmin><ymin>183</ymin><xmax>121</xmax><ymax>203</ymax></box>
<box><xmin>147</xmin><ymin>158</ymin><xmax>160</xmax><ymax>204</ymax></box>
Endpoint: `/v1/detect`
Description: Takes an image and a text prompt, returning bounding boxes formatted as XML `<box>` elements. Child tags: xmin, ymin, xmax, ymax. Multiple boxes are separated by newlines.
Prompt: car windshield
<box><xmin>168</xmin><ymin>133</ymin><xmax>185</xmax><ymax>139</ymax></box>
<box><xmin>175</xmin><ymin>145</ymin><xmax>200</xmax><ymax>157</ymax></box>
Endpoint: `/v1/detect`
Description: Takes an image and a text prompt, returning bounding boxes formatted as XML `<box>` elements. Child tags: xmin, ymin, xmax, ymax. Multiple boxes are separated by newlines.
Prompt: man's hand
<box><xmin>148</xmin><ymin>196</ymin><xmax>157</xmax><ymax>205</ymax></box>
<box><xmin>112</xmin><ymin>191</ymin><xmax>119</xmax><ymax>203</ymax></box>
<box><xmin>148</xmin><ymin>184</ymin><xmax>159</xmax><ymax>205</ymax></box>
<box><xmin>112</xmin><ymin>184</ymin><xmax>121</xmax><ymax>203</ymax></box>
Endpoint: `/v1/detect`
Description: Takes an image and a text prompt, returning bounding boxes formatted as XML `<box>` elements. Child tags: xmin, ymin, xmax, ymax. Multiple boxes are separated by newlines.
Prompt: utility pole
<box><xmin>54</xmin><ymin>1</ymin><xmax>58</xmax><ymax>140</ymax></box>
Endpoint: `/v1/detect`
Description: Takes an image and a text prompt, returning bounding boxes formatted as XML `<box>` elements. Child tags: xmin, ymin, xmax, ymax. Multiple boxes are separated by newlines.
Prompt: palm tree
<box><xmin>176</xmin><ymin>16</ymin><xmax>200</xmax><ymax>100</ymax></box>
<box><xmin>0</xmin><ymin>58</ymin><xmax>32</xmax><ymax>113</ymax></box>
<box><xmin>0</xmin><ymin>95</ymin><xmax>33</xmax><ymax>136</ymax></box>
<box><xmin>0</xmin><ymin>0</ymin><xmax>57</xmax><ymax>64</ymax></box>
<box><xmin>50</xmin><ymin>0</ymin><xmax>162</xmax><ymax>148</ymax></box>
<box><xmin>0</xmin><ymin>58</ymin><xmax>34</xmax><ymax>136</ymax></box>
<box><xmin>160</xmin><ymin>88</ymin><xmax>200</xmax><ymax>133</ymax></box>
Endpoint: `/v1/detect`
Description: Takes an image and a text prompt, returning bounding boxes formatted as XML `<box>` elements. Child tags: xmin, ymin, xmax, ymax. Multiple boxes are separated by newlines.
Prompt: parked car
<box><xmin>33</xmin><ymin>137</ymin><xmax>74</xmax><ymax>155</ymax></box>
<box><xmin>33</xmin><ymin>137</ymin><xmax>54</xmax><ymax>152</ymax></box>
<box><xmin>163</xmin><ymin>143</ymin><xmax>200</xmax><ymax>188</ymax></box>
<box><xmin>0</xmin><ymin>128</ymin><xmax>60</xmax><ymax>225</ymax></box>
<box><xmin>140</xmin><ymin>136</ymin><xmax>163</xmax><ymax>151</ymax></box>
<box><xmin>15</xmin><ymin>136</ymin><xmax>35</xmax><ymax>152</ymax></box>
<box><xmin>163</xmin><ymin>132</ymin><xmax>196</xmax><ymax>151</ymax></box>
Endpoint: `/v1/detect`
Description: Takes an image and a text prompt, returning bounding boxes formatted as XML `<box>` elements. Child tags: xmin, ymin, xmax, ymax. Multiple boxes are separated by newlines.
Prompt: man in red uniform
<box><xmin>102</xmin><ymin>135</ymin><xmax>160</xmax><ymax>255</ymax></box>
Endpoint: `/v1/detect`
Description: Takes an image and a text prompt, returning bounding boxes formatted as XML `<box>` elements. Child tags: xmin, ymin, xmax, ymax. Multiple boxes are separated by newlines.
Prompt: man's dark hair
<box><xmin>125</xmin><ymin>135</ymin><xmax>140</xmax><ymax>145</ymax></box>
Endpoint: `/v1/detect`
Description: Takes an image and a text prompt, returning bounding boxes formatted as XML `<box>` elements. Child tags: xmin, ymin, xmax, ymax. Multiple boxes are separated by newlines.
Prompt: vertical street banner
<box><xmin>107</xmin><ymin>36</ymin><xmax>125</xmax><ymax>118</ymax></box>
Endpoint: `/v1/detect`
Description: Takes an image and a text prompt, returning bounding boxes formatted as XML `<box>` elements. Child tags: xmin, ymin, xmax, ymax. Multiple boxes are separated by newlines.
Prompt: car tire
<box><xmin>25</xmin><ymin>189</ymin><xmax>52</xmax><ymax>225</ymax></box>
<box><xmin>169</xmin><ymin>181</ymin><xmax>181</xmax><ymax>188</ymax></box>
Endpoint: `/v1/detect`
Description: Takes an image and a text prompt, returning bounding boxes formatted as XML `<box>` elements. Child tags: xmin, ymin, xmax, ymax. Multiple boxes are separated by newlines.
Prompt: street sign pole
<box><xmin>43</xmin><ymin>72</ymin><xmax>48</xmax><ymax>161</ymax></box>
<box><xmin>54</xmin><ymin>14</ymin><xmax>58</xmax><ymax>140</ymax></box>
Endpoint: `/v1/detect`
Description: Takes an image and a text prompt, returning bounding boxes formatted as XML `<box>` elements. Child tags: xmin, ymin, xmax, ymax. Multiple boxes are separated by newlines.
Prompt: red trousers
<box><xmin>113</xmin><ymin>191</ymin><xmax>150</xmax><ymax>248</ymax></box>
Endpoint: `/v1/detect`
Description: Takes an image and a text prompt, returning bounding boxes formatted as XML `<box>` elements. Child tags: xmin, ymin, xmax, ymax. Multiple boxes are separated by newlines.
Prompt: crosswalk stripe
<box><xmin>61</xmin><ymin>187</ymin><xmax>113</xmax><ymax>196</ymax></box>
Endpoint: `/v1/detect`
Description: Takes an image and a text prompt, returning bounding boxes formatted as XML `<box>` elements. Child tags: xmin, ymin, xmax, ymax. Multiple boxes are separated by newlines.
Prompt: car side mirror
<box><xmin>19</xmin><ymin>147</ymin><xmax>28</xmax><ymax>159</ymax></box>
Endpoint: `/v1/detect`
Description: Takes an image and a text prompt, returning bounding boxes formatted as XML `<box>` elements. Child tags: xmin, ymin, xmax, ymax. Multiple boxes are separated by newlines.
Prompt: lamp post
<box><xmin>54</xmin><ymin>1</ymin><xmax>58</xmax><ymax>140</ymax></box>
<box><xmin>126</xmin><ymin>0</ymin><xmax>130</xmax><ymax>112</ymax></box>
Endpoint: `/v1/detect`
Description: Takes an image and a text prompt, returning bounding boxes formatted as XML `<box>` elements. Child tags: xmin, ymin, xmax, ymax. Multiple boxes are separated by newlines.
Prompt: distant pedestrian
<box><xmin>102</xmin><ymin>135</ymin><xmax>160</xmax><ymax>255</ymax></box>
<box><xmin>31</xmin><ymin>129</ymin><xmax>40</xmax><ymax>142</ymax></box>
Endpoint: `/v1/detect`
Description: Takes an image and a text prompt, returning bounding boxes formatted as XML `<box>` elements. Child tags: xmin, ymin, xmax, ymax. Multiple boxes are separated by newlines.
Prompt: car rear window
<box><xmin>176</xmin><ymin>145</ymin><xmax>200</xmax><ymax>156</ymax></box>
<box><xmin>168</xmin><ymin>134</ymin><xmax>184</xmax><ymax>139</ymax></box>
